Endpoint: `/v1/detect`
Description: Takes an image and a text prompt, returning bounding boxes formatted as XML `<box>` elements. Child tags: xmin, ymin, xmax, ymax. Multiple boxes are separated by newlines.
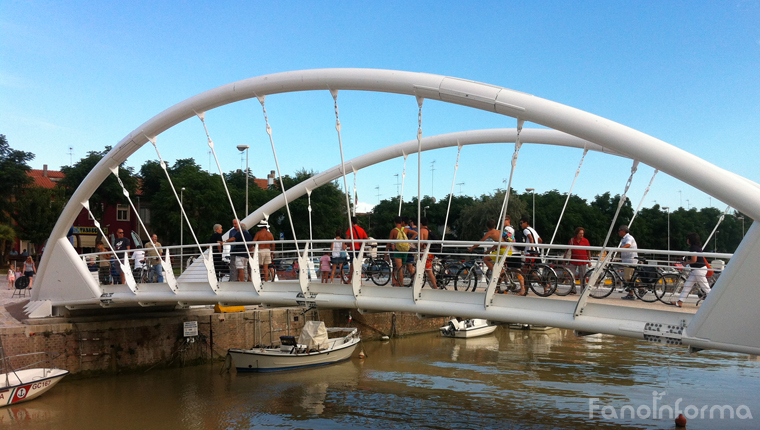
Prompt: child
<box><xmin>7</xmin><ymin>263</ymin><xmax>16</xmax><ymax>290</ymax></box>
<box><xmin>320</xmin><ymin>252</ymin><xmax>332</xmax><ymax>283</ymax></box>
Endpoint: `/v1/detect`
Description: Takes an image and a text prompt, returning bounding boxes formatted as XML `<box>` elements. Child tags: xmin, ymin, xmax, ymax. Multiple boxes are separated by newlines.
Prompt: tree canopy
<box><xmin>0</xmin><ymin>132</ymin><xmax>753</xmax><ymax>263</ymax></box>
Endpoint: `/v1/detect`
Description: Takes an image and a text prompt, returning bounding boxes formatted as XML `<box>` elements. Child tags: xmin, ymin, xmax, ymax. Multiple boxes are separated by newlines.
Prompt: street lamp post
<box><xmin>237</xmin><ymin>145</ymin><xmax>250</xmax><ymax>217</ymax></box>
<box><xmin>180</xmin><ymin>187</ymin><xmax>185</xmax><ymax>270</ymax></box>
<box><xmin>663</xmin><ymin>207</ymin><xmax>670</xmax><ymax>262</ymax></box>
<box><xmin>738</xmin><ymin>216</ymin><xmax>745</xmax><ymax>238</ymax></box>
<box><xmin>715</xmin><ymin>230</ymin><xmax>719</xmax><ymax>253</ymax></box>
<box><xmin>424</xmin><ymin>205</ymin><xmax>429</xmax><ymax>217</ymax></box>
<box><xmin>525</xmin><ymin>188</ymin><xmax>536</xmax><ymax>229</ymax></box>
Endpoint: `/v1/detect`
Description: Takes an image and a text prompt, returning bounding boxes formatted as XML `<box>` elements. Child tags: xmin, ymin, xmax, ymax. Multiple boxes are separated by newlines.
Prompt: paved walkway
<box><xmin>1</xmin><ymin>274</ymin><xmax>31</xmax><ymax>327</ymax></box>
<box><xmin>0</xmin><ymin>274</ymin><xmax>699</xmax><ymax>328</ymax></box>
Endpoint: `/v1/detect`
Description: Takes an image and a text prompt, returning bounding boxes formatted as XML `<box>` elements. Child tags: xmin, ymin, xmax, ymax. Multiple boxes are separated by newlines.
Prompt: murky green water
<box><xmin>3</xmin><ymin>327</ymin><xmax>759</xmax><ymax>429</ymax></box>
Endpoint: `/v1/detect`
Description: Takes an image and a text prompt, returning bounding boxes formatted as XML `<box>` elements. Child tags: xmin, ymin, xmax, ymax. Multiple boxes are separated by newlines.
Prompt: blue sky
<box><xmin>2</xmin><ymin>1</ymin><xmax>759</xmax><ymax>216</ymax></box>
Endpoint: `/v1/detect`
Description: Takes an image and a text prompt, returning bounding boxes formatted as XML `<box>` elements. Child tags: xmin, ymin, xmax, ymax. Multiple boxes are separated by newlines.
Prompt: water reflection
<box><xmin>5</xmin><ymin>326</ymin><xmax>760</xmax><ymax>429</ymax></box>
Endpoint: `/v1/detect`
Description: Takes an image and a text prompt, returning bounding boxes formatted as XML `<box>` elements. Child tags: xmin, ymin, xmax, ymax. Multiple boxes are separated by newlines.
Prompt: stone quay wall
<box><xmin>0</xmin><ymin>308</ymin><xmax>448</xmax><ymax>377</ymax></box>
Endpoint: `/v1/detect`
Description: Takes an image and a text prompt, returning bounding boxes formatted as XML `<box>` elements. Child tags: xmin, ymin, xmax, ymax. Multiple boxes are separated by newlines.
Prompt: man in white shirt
<box><xmin>618</xmin><ymin>225</ymin><xmax>638</xmax><ymax>300</ymax></box>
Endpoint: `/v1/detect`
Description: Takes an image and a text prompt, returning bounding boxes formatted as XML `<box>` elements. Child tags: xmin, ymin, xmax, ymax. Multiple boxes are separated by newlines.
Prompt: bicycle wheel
<box><xmin>402</xmin><ymin>265</ymin><xmax>415</xmax><ymax>287</ymax></box>
<box><xmin>584</xmin><ymin>268</ymin><xmax>616</xmax><ymax>299</ymax></box>
<box><xmin>633</xmin><ymin>272</ymin><xmax>663</xmax><ymax>303</ymax></box>
<box><xmin>528</xmin><ymin>265</ymin><xmax>557</xmax><ymax>297</ymax></box>
<box><xmin>340</xmin><ymin>264</ymin><xmax>351</xmax><ymax>284</ymax></box>
<box><xmin>454</xmin><ymin>266</ymin><xmax>478</xmax><ymax>291</ymax></box>
<box><xmin>432</xmin><ymin>259</ymin><xmax>448</xmax><ymax>289</ymax></box>
<box><xmin>658</xmin><ymin>273</ymin><xmax>684</xmax><ymax>304</ymax></box>
<box><xmin>553</xmin><ymin>266</ymin><xmax>576</xmax><ymax>296</ymax></box>
<box><xmin>370</xmin><ymin>260</ymin><xmax>391</xmax><ymax>286</ymax></box>
<box><xmin>503</xmin><ymin>268</ymin><xmax>523</xmax><ymax>293</ymax></box>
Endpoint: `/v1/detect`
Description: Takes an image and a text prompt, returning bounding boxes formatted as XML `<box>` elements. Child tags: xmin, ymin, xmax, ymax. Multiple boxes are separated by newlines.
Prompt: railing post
<box><xmin>412</xmin><ymin>246</ymin><xmax>428</xmax><ymax>302</ymax></box>
<box><xmin>249</xmin><ymin>243</ymin><xmax>262</xmax><ymax>293</ymax></box>
<box><xmin>351</xmin><ymin>243</ymin><xmax>366</xmax><ymax>298</ymax></box>
<box><xmin>298</xmin><ymin>242</ymin><xmax>310</xmax><ymax>294</ymax></box>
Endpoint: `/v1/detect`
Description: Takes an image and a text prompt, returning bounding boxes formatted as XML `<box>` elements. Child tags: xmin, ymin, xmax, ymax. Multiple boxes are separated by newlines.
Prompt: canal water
<box><xmin>3</xmin><ymin>326</ymin><xmax>759</xmax><ymax>429</ymax></box>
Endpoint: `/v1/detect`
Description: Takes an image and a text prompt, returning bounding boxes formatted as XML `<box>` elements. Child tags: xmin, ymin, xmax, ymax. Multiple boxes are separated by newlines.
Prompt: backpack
<box><xmin>427</xmin><ymin>228</ymin><xmax>442</xmax><ymax>254</ymax></box>
<box><xmin>395</xmin><ymin>227</ymin><xmax>411</xmax><ymax>252</ymax></box>
<box><xmin>514</xmin><ymin>228</ymin><xmax>526</xmax><ymax>243</ymax></box>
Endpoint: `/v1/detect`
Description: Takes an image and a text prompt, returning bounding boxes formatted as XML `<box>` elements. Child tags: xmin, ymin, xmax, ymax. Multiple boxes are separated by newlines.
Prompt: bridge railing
<box><xmin>79</xmin><ymin>239</ymin><xmax>734</xmax><ymax>295</ymax></box>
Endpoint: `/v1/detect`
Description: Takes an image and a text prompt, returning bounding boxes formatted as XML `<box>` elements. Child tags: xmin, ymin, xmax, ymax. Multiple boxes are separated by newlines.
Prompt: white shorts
<box><xmin>259</xmin><ymin>249</ymin><xmax>272</xmax><ymax>265</ymax></box>
<box><xmin>235</xmin><ymin>256</ymin><xmax>249</xmax><ymax>269</ymax></box>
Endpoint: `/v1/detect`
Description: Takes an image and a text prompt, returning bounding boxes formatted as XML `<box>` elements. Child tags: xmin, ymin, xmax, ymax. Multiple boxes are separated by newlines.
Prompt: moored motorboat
<box><xmin>228</xmin><ymin>321</ymin><xmax>360</xmax><ymax>372</ymax></box>
<box><xmin>1</xmin><ymin>337</ymin><xmax>68</xmax><ymax>407</ymax></box>
<box><xmin>440</xmin><ymin>318</ymin><xmax>497</xmax><ymax>338</ymax></box>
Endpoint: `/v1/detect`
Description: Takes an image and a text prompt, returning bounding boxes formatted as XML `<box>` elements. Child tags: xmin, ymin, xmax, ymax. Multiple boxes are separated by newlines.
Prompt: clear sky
<box><xmin>2</xmin><ymin>1</ymin><xmax>759</xmax><ymax>216</ymax></box>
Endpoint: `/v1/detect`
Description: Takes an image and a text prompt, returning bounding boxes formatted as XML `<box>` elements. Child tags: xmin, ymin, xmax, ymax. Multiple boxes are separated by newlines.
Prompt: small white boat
<box><xmin>440</xmin><ymin>318</ymin><xmax>497</xmax><ymax>338</ymax></box>
<box><xmin>508</xmin><ymin>323</ymin><xmax>556</xmax><ymax>331</ymax></box>
<box><xmin>228</xmin><ymin>321</ymin><xmax>360</xmax><ymax>372</ymax></box>
<box><xmin>1</xmin><ymin>337</ymin><xmax>68</xmax><ymax>407</ymax></box>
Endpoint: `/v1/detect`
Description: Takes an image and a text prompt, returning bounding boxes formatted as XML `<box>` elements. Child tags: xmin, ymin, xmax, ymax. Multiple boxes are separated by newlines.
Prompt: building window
<box><xmin>117</xmin><ymin>204</ymin><xmax>130</xmax><ymax>221</ymax></box>
<box><xmin>139</xmin><ymin>207</ymin><xmax>151</xmax><ymax>226</ymax></box>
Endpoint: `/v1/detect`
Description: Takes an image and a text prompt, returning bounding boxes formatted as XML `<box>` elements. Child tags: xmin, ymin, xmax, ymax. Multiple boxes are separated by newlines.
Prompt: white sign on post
<box><xmin>183</xmin><ymin>321</ymin><xmax>198</xmax><ymax>337</ymax></box>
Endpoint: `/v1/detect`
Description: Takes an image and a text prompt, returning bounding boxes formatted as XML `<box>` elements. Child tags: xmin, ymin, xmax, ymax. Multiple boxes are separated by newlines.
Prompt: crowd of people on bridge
<box><xmin>76</xmin><ymin>211</ymin><xmax>714</xmax><ymax>308</ymax></box>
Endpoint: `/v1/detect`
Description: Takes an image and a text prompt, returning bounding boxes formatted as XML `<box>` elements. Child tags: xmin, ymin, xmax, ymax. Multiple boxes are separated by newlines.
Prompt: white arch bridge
<box><xmin>29</xmin><ymin>69</ymin><xmax>760</xmax><ymax>356</ymax></box>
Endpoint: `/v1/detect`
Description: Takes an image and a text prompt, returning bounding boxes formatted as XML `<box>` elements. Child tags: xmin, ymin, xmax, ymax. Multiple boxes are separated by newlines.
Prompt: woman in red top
<box><xmin>568</xmin><ymin>227</ymin><xmax>591</xmax><ymax>293</ymax></box>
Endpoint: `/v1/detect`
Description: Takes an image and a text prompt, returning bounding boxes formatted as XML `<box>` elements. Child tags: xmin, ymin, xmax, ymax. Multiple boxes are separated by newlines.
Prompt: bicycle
<box><xmin>341</xmin><ymin>255</ymin><xmax>392</xmax><ymax>286</ymax></box>
<box><xmin>521</xmin><ymin>253</ymin><xmax>559</xmax><ymax>297</ymax></box>
<box><xmin>455</xmin><ymin>250</ymin><xmax>557</xmax><ymax>296</ymax></box>
<box><xmin>431</xmin><ymin>257</ymin><xmax>462</xmax><ymax>290</ymax></box>
<box><xmin>546</xmin><ymin>260</ymin><xmax>577</xmax><ymax>296</ymax></box>
<box><xmin>135</xmin><ymin>265</ymin><xmax>153</xmax><ymax>283</ymax></box>
<box><xmin>583</xmin><ymin>257</ymin><xmax>665</xmax><ymax>302</ymax></box>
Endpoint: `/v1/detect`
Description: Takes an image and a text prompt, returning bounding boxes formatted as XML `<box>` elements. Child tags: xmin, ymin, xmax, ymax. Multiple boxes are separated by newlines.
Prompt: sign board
<box><xmin>279</xmin><ymin>232</ymin><xmax>285</xmax><ymax>240</ymax></box>
<box><xmin>183</xmin><ymin>321</ymin><xmax>198</xmax><ymax>337</ymax></box>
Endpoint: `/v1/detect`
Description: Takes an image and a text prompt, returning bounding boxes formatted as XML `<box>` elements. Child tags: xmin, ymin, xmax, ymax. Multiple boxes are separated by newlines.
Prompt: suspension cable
<box><xmin>330</xmin><ymin>90</ymin><xmax>355</xmax><ymax>248</ymax></box>
<box><xmin>257</xmin><ymin>96</ymin><xmax>301</xmax><ymax>254</ymax></box>
<box><xmin>352</xmin><ymin>169</ymin><xmax>358</xmax><ymax>217</ymax></box>
<box><xmin>629</xmin><ymin>169</ymin><xmax>659</xmax><ymax>228</ymax></box>
<box><xmin>600</xmin><ymin>160</ymin><xmax>640</xmax><ymax>249</ymax></box>
<box><xmin>197</xmin><ymin>112</ymin><xmax>254</xmax><ymax>263</ymax></box>
<box><xmin>704</xmin><ymin>205</ymin><xmax>732</xmax><ymax>246</ymax></box>
<box><xmin>109</xmin><ymin>163</ymin><xmax>166</xmax><ymax>268</ymax></box>
<box><xmin>494</xmin><ymin>119</ymin><xmax>525</xmax><ymax>261</ymax></box>
<box><xmin>80</xmin><ymin>200</ymin><xmax>127</xmax><ymax>280</ymax></box>
<box><xmin>398</xmin><ymin>153</ymin><xmax>408</xmax><ymax>216</ymax></box>
<box><xmin>441</xmin><ymin>142</ymin><xmax>463</xmax><ymax>242</ymax></box>
<box><xmin>307</xmin><ymin>188</ymin><xmax>313</xmax><ymax>260</ymax></box>
<box><xmin>574</xmin><ymin>159</ymin><xmax>640</xmax><ymax>317</ymax></box>
<box><xmin>549</xmin><ymin>147</ymin><xmax>589</xmax><ymax>245</ymax></box>
<box><xmin>146</xmin><ymin>137</ymin><xmax>208</xmax><ymax>262</ymax></box>
<box><xmin>416</xmin><ymin>97</ymin><xmax>423</xmax><ymax>252</ymax></box>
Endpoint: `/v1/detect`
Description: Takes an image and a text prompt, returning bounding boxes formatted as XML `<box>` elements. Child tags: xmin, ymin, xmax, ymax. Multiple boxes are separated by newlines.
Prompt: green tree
<box><xmin>455</xmin><ymin>190</ymin><xmax>527</xmax><ymax>241</ymax></box>
<box><xmin>269</xmin><ymin>170</ymin><xmax>348</xmax><ymax>244</ymax></box>
<box><xmin>60</xmin><ymin>146</ymin><xmax>137</xmax><ymax>220</ymax></box>
<box><xmin>14</xmin><ymin>187</ymin><xmax>67</xmax><ymax>259</ymax></box>
<box><xmin>143</xmin><ymin>158</ymin><xmax>232</xmax><ymax>245</ymax></box>
<box><xmin>0</xmin><ymin>223</ymin><xmax>16</xmax><ymax>266</ymax></box>
<box><xmin>0</xmin><ymin>134</ymin><xmax>34</xmax><ymax>224</ymax></box>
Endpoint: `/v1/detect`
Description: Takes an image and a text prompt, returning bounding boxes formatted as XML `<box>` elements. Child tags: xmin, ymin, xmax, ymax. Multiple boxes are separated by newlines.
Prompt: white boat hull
<box><xmin>440</xmin><ymin>319</ymin><xmax>498</xmax><ymax>338</ymax></box>
<box><xmin>0</xmin><ymin>368</ymin><xmax>68</xmax><ymax>407</ymax></box>
<box><xmin>229</xmin><ymin>333</ymin><xmax>360</xmax><ymax>372</ymax></box>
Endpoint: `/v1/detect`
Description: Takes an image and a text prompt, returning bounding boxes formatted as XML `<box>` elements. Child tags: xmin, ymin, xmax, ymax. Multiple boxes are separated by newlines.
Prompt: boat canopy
<box><xmin>298</xmin><ymin>321</ymin><xmax>328</xmax><ymax>350</ymax></box>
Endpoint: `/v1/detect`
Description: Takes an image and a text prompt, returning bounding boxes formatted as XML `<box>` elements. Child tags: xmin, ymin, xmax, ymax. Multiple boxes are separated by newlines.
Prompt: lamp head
<box><xmin>237</xmin><ymin>145</ymin><xmax>250</xmax><ymax>152</ymax></box>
